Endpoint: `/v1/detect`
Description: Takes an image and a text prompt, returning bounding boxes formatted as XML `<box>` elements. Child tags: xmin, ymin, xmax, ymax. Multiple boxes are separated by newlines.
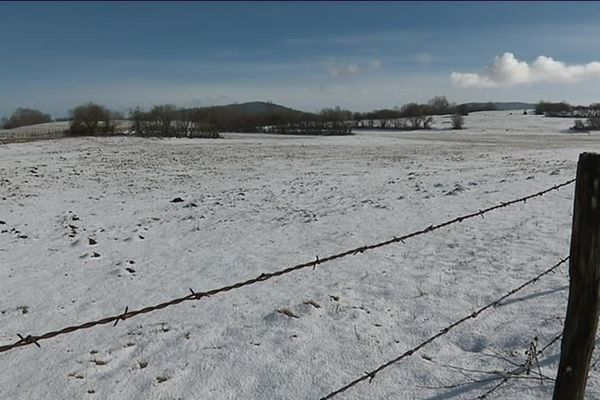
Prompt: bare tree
<box><xmin>428</xmin><ymin>96</ymin><xmax>450</xmax><ymax>115</ymax></box>
<box><xmin>150</xmin><ymin>104</ymin><xmax>177</xmax><ymax>136</ymax></box>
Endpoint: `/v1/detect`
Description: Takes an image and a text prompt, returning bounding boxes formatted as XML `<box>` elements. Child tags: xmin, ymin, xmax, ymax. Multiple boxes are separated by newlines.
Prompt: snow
<box><xmin>0</xmin><ymin>111</ymin><xmax>599</xmax><ymax>399</ymax></box>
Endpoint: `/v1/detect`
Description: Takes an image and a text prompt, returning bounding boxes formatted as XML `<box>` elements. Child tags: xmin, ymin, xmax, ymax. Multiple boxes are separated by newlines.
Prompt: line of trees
<box><xmin>573</xmin><ymin>104</ymin><xmax>600</xmax><ymax>131</ymax></box>
<box><xmin>352</xmin><ymin>96</ymin><xmax>476</xmax><ymax>130</ymax></box>
<box><xmin>131</xmin><ymin>104</ymin><xmax>354</xmax><ymax>136</ymax></box>
<box><xmin>534</xmin><ymin>101</ymin><xmax>600</xmax><ymax>131</ymax></box>
<box><xmin>130</xmin><ymin>105</ymin><xmax>219</xmax><ymax>138</ymax></box>
<box><xmin>67</xmin><ymin>103</ymin><xmax>221</xmax><ymax>138</ymax></box>
<box><xmin>534</xmin><ymin>101</ymin><xmax>573</xmax><ymax>116</ymax></box>
<box><xmin>24</xmin><ymin>96</ymin><xmax>600</xmax><ymax>138</ymax></box>
<box><xmin>2</xmin><ymin>99</ymin><xmax>455</xmax><ymax>136</ymax></box>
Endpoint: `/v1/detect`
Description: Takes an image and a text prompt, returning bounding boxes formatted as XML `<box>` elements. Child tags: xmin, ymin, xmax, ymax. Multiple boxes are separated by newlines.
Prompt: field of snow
<box><xmin>1</xmin><ymin>111</ymin><xmax>599</xmax><ymax>399</ymax></box>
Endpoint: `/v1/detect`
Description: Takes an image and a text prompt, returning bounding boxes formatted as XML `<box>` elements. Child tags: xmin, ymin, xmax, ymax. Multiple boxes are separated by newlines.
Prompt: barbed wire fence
<box><xmin>0</xmin><ymin>178</ymin><xmax>575</xmax><ymax>354</ymax></box>
<box><xmin>0</xmin><ymin>128</ymin><xmax>67</xmax><ymax>144</ymax></box>
<box><xmin>0</xmin><ymin>175</ymin><xmax>588</xmax><ymax>398</ymax></box>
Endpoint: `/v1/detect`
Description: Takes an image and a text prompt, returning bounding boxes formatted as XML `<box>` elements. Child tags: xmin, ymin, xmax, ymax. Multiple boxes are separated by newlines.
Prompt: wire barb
<box><xmin>312</xmin><ymin>255</ymin><xmax>321</xmax><ymax>270</ymax></box>
<box><xmin>365</xmin><ymin>371</ymin><xmax>376</xmax><ymax>383</ymax></box>
<box><xmin>16</xmin><ymin>334</ymin><xmax>40</xmax><ymax>348</ymax></box>
<box><xmin>113</xmin><ymin>306</ymin><xmax>129</xmax><ymax>327</ymax></box>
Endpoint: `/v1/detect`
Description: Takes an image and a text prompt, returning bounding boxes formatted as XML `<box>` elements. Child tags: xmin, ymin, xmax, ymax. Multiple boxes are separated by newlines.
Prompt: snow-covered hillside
<box><xmin>0</xmin><ymin>111</ymin><xmax>599</xmax><ymax>399</ymax></box>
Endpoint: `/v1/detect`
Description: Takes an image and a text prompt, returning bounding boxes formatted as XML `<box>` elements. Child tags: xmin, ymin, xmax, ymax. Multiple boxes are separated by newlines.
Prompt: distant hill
<box><xmin>212</xmin><ymin>101</ymin><xmax>537</xmax><ymax>116</ymax></box>
<box><xmin>206</xmin><ymin>101</ymin><xmax>310</xmax><ymax>117</ymax></box>
<box><xmin>492</xmin><ymin>102</ymin><xmax>535</xmax><ymax>110</ymax></box>
<box><xmin>461</xmin><ymin>102</ymin><xmax>535</xmax><ymax>111</ymax></box>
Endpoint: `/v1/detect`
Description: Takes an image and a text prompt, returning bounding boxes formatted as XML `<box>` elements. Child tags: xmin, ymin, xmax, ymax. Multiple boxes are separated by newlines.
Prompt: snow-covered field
<box><xmin>1</xmin><ymin>111</ymin><xmax>599</xmax><ymax>399</ymax></box>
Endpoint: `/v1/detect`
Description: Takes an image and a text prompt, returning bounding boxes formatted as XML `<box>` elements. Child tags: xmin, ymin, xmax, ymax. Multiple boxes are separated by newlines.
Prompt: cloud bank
<box><xmin>451</xmin><ymin>52</ymin><xmax>600</xmax><ymax>88</ymax></box>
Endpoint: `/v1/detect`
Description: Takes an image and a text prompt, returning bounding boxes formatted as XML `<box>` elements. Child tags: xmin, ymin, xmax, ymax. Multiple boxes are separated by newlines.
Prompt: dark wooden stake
<box><xmin>554</xmin><ymin>152</ymin><xmax>600</xmax><ymax>400</ymax></box>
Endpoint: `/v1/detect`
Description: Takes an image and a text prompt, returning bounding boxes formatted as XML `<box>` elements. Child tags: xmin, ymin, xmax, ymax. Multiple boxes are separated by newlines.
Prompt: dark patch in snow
<box><xmin>445</xmin><ymin>184</ymin><xmax>467</xmax><ymax>196</ymax></box>
<box><xmin>276</xmin><ymin>308</ymin><xmax>299</xmax><ymax>318</ymax></box>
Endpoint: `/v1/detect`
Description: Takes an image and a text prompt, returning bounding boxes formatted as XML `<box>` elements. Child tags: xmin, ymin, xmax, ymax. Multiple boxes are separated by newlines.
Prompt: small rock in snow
<box><xmin>170</xmin><ymin>197</ymin><xmax>184</xmax><ymax>203</ymax></box>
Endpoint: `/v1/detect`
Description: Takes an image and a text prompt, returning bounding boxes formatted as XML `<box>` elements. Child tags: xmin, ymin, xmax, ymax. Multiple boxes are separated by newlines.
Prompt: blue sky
<box><xmin>1</xmin><ymin>1</ymin><xmax>600</xmax><ymax>117</ymax></box>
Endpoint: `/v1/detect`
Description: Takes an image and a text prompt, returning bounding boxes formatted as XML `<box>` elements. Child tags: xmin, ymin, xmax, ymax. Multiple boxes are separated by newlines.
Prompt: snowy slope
<box><xmin>1</xmin><ymin>111</ymin><xmax>599</xmax><ymax>399</ymax></box>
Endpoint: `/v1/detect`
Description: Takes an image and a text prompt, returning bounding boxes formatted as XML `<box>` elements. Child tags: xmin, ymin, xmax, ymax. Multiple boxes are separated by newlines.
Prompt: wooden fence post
<box><xmin>554</xmin><ymin>152</ymin><xmax>600</xmax><ymax>399</ymax></box>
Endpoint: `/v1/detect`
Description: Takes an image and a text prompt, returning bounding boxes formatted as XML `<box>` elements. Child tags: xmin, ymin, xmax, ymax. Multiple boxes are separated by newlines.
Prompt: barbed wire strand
<box><xmin>476</xmin><ymin>332</ymin><xmax>563</xmax><ymax>399</ymax></box>
<box><xmin>319</xmin><ymin>256</ymin><xmax>569</xmax><ymax>400</ymax></box>
<box><xmin>0</xmin><ymin>179</ymin><xmax>574</xmax><ymax>354</ymax></box>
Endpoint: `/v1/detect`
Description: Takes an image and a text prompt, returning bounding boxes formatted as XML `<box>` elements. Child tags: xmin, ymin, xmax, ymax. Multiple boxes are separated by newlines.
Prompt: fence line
<box><xmin>0</xmin><ymin>178</ymin><xmax>574</xmax><ymax>354</ymax></box>
<box><xmin>0</xmin><ymin>128</ymin><xmax>67</xmax><ymax>143</ymax></box>
<box><xmin>319</xmin><ymin>256</ymin><xmax>569</xmax><ymax>400</ymax></box>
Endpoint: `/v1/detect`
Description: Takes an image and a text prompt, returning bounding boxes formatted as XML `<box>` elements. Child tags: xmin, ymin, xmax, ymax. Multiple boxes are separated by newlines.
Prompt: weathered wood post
<box><xmin>554</xmin><ymin>152</ymin><xmax>600</xmax><ymax>399</ymax></box>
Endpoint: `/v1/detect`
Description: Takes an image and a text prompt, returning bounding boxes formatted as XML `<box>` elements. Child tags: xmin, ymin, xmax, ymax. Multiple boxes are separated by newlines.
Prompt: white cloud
<box><xmin>452</xmin><ymin>52</ymin><xmax>600</xmax><ymax>88</ymax></box>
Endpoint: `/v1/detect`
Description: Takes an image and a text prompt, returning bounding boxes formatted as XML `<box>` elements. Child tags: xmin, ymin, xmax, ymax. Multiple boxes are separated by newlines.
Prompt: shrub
<box><xmin>451</xmin><ymin>114</ymin><xmax>464</xmax><ymax>129</ymax></box>
<box><xmin>586</xmin><ymin>104</ymin><xmax>600</xmax><ymax>130</ymax></box>
<box><xmin>69</xmin><ymin>103</ymin><xmax>114</xmax><ymax>135</ymax></box>
<box><xmin>573</xmin><ymin>120</ymin><xmax>587</xmax><ymax>131</ymax></box>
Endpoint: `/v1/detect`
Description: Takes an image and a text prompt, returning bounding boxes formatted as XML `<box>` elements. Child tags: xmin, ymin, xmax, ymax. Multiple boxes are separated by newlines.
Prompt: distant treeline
<box><xmin>534</xmin><ymin>101</ymin><xmax>600</xmax><ymax>131</ymax></box>
<box><xmin>0</xmin><ymin>108</ymin><xmax>52</xmax><ymax>129</ymax></box>
<box><xmin>1</xmin><ymin>96</ymin><xmax>499</xmax><ymax>135</ymax></box>
<box><xmin>352</xmin><ymin>99</ymin><xmax>497</xmax><ymax>122</ymax></box>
